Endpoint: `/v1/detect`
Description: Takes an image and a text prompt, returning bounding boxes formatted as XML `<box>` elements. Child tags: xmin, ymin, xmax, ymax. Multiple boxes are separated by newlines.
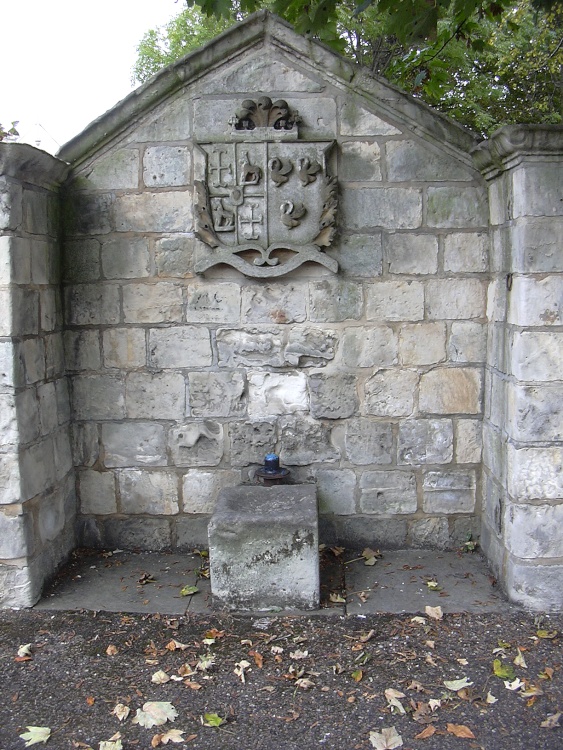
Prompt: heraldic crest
<box><xmin>194</xmin><ymin>96</ymin><xmax>338</xmax><ymax>277</ymax></box>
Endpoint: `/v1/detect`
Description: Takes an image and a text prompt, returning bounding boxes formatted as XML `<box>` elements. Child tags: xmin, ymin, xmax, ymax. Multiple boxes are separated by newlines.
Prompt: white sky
<box><xmin>0</xmin><ymin>0</ymin><xmax>184</xmax><ymax>154</ymax></box>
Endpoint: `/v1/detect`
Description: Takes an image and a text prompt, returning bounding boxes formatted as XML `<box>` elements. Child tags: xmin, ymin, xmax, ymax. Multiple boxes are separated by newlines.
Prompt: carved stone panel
<box><xmin>194</xmin><ymin>97</ymin><xmax>338</xmax><ymax>278</ymax></box>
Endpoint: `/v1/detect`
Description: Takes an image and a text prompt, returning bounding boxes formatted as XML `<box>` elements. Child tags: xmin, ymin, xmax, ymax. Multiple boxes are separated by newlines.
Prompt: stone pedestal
<box><xmin>208</xmin><ymin>484</ymin><xmax>319</xmax><ymax>611</ymax></box>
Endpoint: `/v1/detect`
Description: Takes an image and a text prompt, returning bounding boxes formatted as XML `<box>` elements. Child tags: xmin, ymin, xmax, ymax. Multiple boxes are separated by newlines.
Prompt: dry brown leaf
<box><xmin>184</xmin><ymin>680</ymin><xmax>203</xmax><ymax>690</ymax></box>
<box><xmin>446</xmin><ymin>723</ymin><xmax>475</xmax><ymax>738</ymax></box>
<box><xmin>86</xmin><ymin>696</ymin><xmax>95</xmax><ymax>706</ymax></box>
<box><xmin>106</xmin><ymin>645</ymin><xmax>118</xmax><ymax>656</ymax></box>
<box><xmin>541</xmin><ymin>712</ymin><xmax>561</xmax><ymax>729</ymax></box>
<box><xmin>252</xmin><ymin>651</ymin><xmax>264</xmax><ymax>668</ymax></box>
<box><xmin>414</xmin><ymin>725</ymin><xmax>436</xmax><ymax>740</ymax></box>
<box><xmin>425</xmin><ymin>605</ymin><xmax>443</xmax><ymax>621</ymax></box>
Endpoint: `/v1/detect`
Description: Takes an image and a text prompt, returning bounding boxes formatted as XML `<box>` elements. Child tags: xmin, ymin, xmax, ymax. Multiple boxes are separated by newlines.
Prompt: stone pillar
<box><xmin>0</xmin><ymin>143</ymin><xmax>73</xmax><ymax>607</ymax></box>
<box><xmin>473</xmin><ymin>126</ymin><xmax>563</xmax><ymax>610</ymax></box>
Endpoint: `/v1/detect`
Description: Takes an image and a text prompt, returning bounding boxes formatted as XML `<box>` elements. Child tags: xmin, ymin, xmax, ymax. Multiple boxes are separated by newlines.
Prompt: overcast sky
<box><xmin>1</xmin><ymin>0</ymin><xmax>183</xmax><ymax>154</ymax></box>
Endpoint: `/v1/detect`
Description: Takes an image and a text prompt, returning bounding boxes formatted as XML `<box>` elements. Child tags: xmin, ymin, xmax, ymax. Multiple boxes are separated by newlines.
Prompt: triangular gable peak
<box><xmin>58</xmin><ymin>11</ymin><xmax>479</xmax><ymax>170</ymax></box>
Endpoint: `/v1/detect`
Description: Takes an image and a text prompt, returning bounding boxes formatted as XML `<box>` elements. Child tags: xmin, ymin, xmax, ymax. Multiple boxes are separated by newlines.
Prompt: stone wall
<box><xmin>0</xmin><ymin>144</ymin><xmax>73</xmax><ymax>607</ymax></box>
<box><xmin>474</xmin><ymin>127</ymin><xmax>563</xmax><ymax>611</ymax></box>
<box><xmin>59</xmin><ymin>16</ymin><xmax>488</xmax><ymax>555</ymax></box>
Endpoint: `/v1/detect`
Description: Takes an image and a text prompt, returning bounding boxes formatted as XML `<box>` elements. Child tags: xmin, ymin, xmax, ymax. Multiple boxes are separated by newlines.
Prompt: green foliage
<box><xmin>134</xmin><ymin>0</ymin><xmax>563</xmax><ymax>135</ymax></box>
<box><xmin>0</xmin><ymin>121</ymin><xmax>19</xmax><ymax>142</ymax></box>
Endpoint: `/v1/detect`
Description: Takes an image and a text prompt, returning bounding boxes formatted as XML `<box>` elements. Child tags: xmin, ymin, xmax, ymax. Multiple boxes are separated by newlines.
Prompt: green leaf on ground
<box><xmin>180</xmin><ymin>585</ymin><xmax>199</xmax><ymax>596</ymax></box>
<box><xmin>202</xmin><ymin>712</ymin><xmax>225</xmax><ymax>727</ymax></box>
<box><xmin>493</xmin><ymin>659</ymin><xmax>515</xmax><ymax>680</ymax></box>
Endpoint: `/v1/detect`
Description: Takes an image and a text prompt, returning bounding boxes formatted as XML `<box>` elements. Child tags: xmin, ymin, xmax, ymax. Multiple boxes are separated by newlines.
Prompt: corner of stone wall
<box><xmin>0</xmin><ymin>143</ymin><xmax>73</xmax><ymax>608</ymax></box>
<box><xmin>474</xmin><ymin>124</ymin><xmax>563</xmax><ymax>612</ymax></box>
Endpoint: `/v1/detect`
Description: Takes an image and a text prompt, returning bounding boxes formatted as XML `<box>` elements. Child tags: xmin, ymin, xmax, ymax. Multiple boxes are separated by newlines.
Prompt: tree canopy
<box><xmin>134</xmin><ymin>0</ymin><xmax>563</xmax><ymax>135</ymax></box>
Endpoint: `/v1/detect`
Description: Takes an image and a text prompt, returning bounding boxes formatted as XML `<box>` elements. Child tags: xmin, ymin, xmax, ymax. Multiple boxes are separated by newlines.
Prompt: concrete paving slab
<box><xmin>345</xmin><ymin>550</ymin><xmax>513</xmax><ymax>615</ymax></box>
<box><xmin>35</xmin><ymin>548</ymin><xmax>514</xmax><ymax>616</ymax></box>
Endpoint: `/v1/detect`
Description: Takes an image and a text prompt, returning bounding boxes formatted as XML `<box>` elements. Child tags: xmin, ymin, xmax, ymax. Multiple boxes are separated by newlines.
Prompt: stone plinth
<box><xmin>208</xmin><ymin>484</ymin><xmax>319</xmax><ymax>611</ymax></box>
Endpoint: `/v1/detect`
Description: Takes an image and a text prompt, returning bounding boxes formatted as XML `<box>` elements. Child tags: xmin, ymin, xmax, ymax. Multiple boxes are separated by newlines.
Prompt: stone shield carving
<box><xmin>194</xmin><ymin>97</ymin><xmax>338</xmax><ymax>278</ymax></box>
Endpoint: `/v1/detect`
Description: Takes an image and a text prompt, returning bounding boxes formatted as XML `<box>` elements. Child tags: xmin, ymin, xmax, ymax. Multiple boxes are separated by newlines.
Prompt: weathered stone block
<box><xmin>241</xmin><ymin>284</ymin><xmax>306</xmax><ymax>324</ymax></box>
<box><xmin>328</xmin><ymin>233</ymin><xmax>383</xmax><ymax>278</ymax></box>
<box><xmin>103</xmin><ymin>328</ymin><xmax>146</xmax><ymax>369</ymax></box>
<box><xmin>72</xmin><ymin>375</ymin><xmax>125</xmax><ymax>420</ymax></box>
<box><xmin>0</xmin><ymin>511</ymin><xmax>31</xmax><ymax>559</ymax></box>
<box><xmin>149</xmin><ymin>326</ymin><xmax>212</xmax><ymax>368</ymax></box>
<box><xmin>38</xmin><ymin>491</ymin><xmax>66</xmax><ymax>543</ymax></box>
<box><xmin>38</xmin><ymin>382</ymin><xmax>59</xmax><ymax>436</ymax></box>
<box><xmin>15</xmin><ymin>389</ymin><xmax>39</xmax><ymax>444</ymax></box>
<box><xmin>508</xmin><ymin>275</ymin><xmax>563</xmax><ymax>327</ymax></box>
<box><xmin>512</xmin><ymin>163</ymin><xmax>563</xmax><ymax>218</ymax></box>
<box><xmin>364</xmin><ymin>369</ymin><xmax>417</xmax><ymax>417</ymax></box>
<box><xmin>309</xmin><ymin>372</ymin><xmax>358</xmax><ymax>419</ymax></box>
<box><xmin>511</xmin><ymin>218</ymin><xmax>563</xmax><ymax>272</ymax></box>
<box><xmin>280</xmin><ymin>416</ymin><xmax>339</xmax><ymax>465</ymax></box>
<box><xmin>507</xmin><ymin>445</ymin><xmax>563</xmax><ymax>501</ymax></box>
<box><xmin>340</xmin><ymin>141</ymin><xmax>381</xmax><ymax>181</ymax></box>
<box><xmin>114</xmin><ymin>191</ymin><xmax>193</xmax><ymax>233</ymax></box>
<box><xmin>182</xmin><ymin>469</ymin><xmax>241</xmax><ymax>513</ymax></box>
<box><xmin>386</xmin><ymin>139</ymin><xmax>474</xmax><ymax>182</ymax></box>
<box><xmin>284</xmin><ymin>328</ymin><xmax>337</xmax><ymax>367</ymax></box>
<box><xmin>155</xmin><ymin>235</ymin><xmax>197</xmax><ymax>278</ymax></box>
<box><xmin>204</xmin><ymin>55</ymin><xmax>324</xmax><ymax>95</ymax></box>
<box><xmin>79</xmin><ymin>470</ymin><xmax>116</xmax><ymax>515</ymax></box>
<box><xmin>189</xmin><ymin>371</ymin><xmax>246</xmax><ymax>417</ymax></box>
<box><xmin>422</xmin><ymin>470</ymin><xmax>476</xmax><ymax>513</ymax></box>
<box><xmin>419</xmin><ymin>367</ymin><xmax>482</xmax><ymax>415</ymax></box>
<box><xmin>426</xmin><ymin>186</ymin><xmax>488</xmax><ymax>228</ymax></box>
<box><xmin>186</xmin><ymin>282</ymin><xmax>240</xmax><ymax>323</ymax></box>
<box><xmin>426</xmin><ymin>279</ymin><xmax>485</xmax><ymax>320</ymax></box>
<box><xmin>505</xmin><ymin>501</ymin><xmax>563</xmax><ymax>559</ymax></box>
<box><xmin>169</xmin><ymin>421</ymin><xmax>224</xmax><ymax>467</ymax></box>
<box><xmin>448</xmin><ymin>322</ymin><xmax>486</xmax><ymax>363</ymax></box>
<box><xmin>126</xmin><ymin>372</ymin><xmax>186</xmax><ymax>419</ymax></box>
<box><xmin>19</xmin><ymin>438</ymin><xmax>56</xmax><ymax>500</ymax></box>
<box><xmin>248</xmin><ymin>371</ymin><xmax>308</xmax><ymax>417</ymax></box>
<box><xmin>208</xmin><ymin>484</ymin><xmax>319</xmax><ymax>610</ymax></box>
<box><xmin>79</xmin><ymin>148</ymin><xmax>139</xmax><ymax>190</ymax></box>
<box><xmin>217</xmin><ymin>328</ymin><xmax>284</xmax><ymax>367</ymax></box>
<box><xmin>342</xmin><ymin>418</ymin><xmax>393</xmax><ymax>465</ymax></box>
<box><xmin>45</xmin><ymin>334</ymin><xmax>65</xmax><ymax>380</ymax></box>
<box><xmin>315</xmin><ymin>469</ymin><xmax>356</xmax><ymax>514</ymax></box>
<box><xmin>64</xmin><ymin>191</ymin><xmax>112</xmax><ymax>236</ymax></box>
<box><xmin>100</xmin><ymin>517</ymin><xmax>172</xmax><ymax>550</ymax></box>
<box><xmin>455</xmin><ymin>419</ymin><xmax>482</xmax><ymax>464</ymax></box>
<box><xmin>511</xmin><ymin>331</ymin><xmax>563</xmax><ymax>382</ymax></box>
<box><xmin>342</xmin><ymin>187</ymin><xmax>422</xmax><ymax>230</ymax></box>
<box><xmin>101</xmin><ymin>237</ymin><xmax>150</xmax><ymax>279</ymax></box>
<box><xmin>40</xmin><ymin>288</ymin><xmax>59</xmax><ymax>332</ymax></box>
<box><xmin>342</xmin><ymin>326</ymin><xmax>398</xmax><ymax>368</ymax></box>
<box><xmin>366</xmin><ymin>280</ymin><xmax>424</xmax><ymax>322</ymax></box>
<box><xmin>399</xmin><ymin>322</ymin><xmax>446</xmax><ymax>365</ymax></box>
<box><xmin>102</xmin><ymin>422</ymin><xmax>167</xmax><ymax>467</ymax></box>
<box><xmin>122</xmin><ymin>282</ymin><xmax>183</xmax><ymax>323</ymax></box>
<box><xmin>507</xmin><ymin>383</ymin><xmax>563</xmax><ymax>442</ymax></box>
<box><xmin>398</xmin><ymin>419</ymin><xmax>454</xmax><ymax>464</ymax></box>
<box><xmin>0</xmin><ymin>451</ymin><xmax>20</xmax><ymax>505</ymax></box>
<box><xmin>387</xmin><ymin>233</ymin><xmax>438</xmax><ymax>275</ymax></box>
<box><xmin>410</xmin><ymin>518</ymin><xmax>451</xmax><ymax>549</ymax></box>
<box><xmin>0</xmin><ymin>394</ymin><xmax>18</xmax><ymax>447</ymax></box>
<box><xmin>309</xmin><ymin>279</ymin><xmax>363</xmax><ymax>322</ymax></box>
<box><xmin>229</xmin><ymin>420</ymin><xmax>277</xmax><ymax>467</ymax></box>
<box><xmin>143</xmin><ymin>146</ymin><xmax>191</xmax><ymax>187</ymax></box>
<box><xmin>64</xmin><ymin>284</ymin><xmax>120</xmax><ymax>326</ymax></box>
<box><xmin>11</xmin><ymin>287</ymin><xmax>39</xmax><ymax>336</ymax></box>
<box><xmin>64</xmin><ymin>330</ymin><xmax>102</xmax><ymax>371</ymax></box>
<box><xmin>71</xmin><ymin>423</ymin><xmax>100</xmax><ymax>467</ymax></box>
<box><xmin>505</xmin><ymin>558</ymin><xmax>563</xmax><ymax>612</ymax></box>
<box><xmin>340</xmin><ymin>101</ymin><xmax>400</xmax><ymax>136</ymax></box>
<box><xmin>119</xmin><ymin>470</ymin><xmax>179</xmax><ymax>515</ymax></box>
<box><xmin>359</xmin><ymin>471</ymin><xmax>417</xmax><ymax>514</ymax></box>
<box><xmin>132</xmin><ymin>96</ymin><xmax>192</xmax><ymax>142</ymax></box>
<box><xmin>443</xmin><ymin>232</ymin><xmax>488</xmax><ymax>273</ymax></box>
<box><xmin>0</xmin><ymin>177</ymin><xmax>22</xmax><ymax>230</ymax></box>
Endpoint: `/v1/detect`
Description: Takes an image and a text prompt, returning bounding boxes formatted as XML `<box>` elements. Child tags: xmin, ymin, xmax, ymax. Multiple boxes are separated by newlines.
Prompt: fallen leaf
<box><xmin>289</xmin><ymin>649</ymin><xmax>308</xmax><ymax>660</ymax></box>
<box><xmin>112</xmin><ymin>704</ymin><xmax>130</xmax><ymax>722</ymax></box>
<box><xmin>202</xmin><ymin>712</ymin><xmax>225</xmax><ymax>727</ymax></box>
<box><xmin>411</xmin><ymin>617</ymin><xmax>427</xmax><ymax>625</ymax></box>
<box><xmin>536</xmin><ymin>629</ymin><xmax>558</xmax><ymax>639</ymax></box>
<box><xmin>151</xmin><ymin>729</ymin><xmax>185</xmax><ymax>746</ymax></box>
<box><xmin>152</xmin><ymin>670</ymin><xmax>171</xmax><ymax>685</ymax></box>
<box><xmin>295</xmin><ymin>677</ymin><xmax>315</xmax><ymax>689</ymax></box>
<box><xmin>351</xmin><ymin>670</ymin><xmax>363</xmax><ymax>682</ymax></box>
<box><xmin>514</xmin><ymin>648</ymin><xmax>528</xmax><ymax>669</ymax></box>
<box><xmin>539</xmin><ymin>667</ymin><xmax>554</xmax><ymax>680</ymax></box>
<box><xmin>428</xmin><ymin>699</ymin><xmax>441</xmax><ymax>711</ymax></box>
<box><xmin>444</xmin><ymin>677</ymin><xmax>473</xmax><ymax>692</ymax></box>
<box><xmin>271</xmin><ymin>646</ymin><xmax>284</xmax><ymax>655</ymax></box>
<box><xmin>504</xmin><ymin>678</ymin><xmax>525</xmax><ymax>691</ymax></box>
<box><xmin>234</xmin><ymin>660</ymin><xmax>251</xmax><ymax>683</ymax></box>
<box><xmin>541</xmin><ymin>712</ymin><xmax>561</xmax><ymax>729</ymax></box>
<box><xmin>369</xmin><ymin>726</ymin><xmax>403</xmax><ymax>749</ymax></box>
<box><xmin>485</xmin><ymin>691</ymin><xmax>498</xmax><ymax>704</ymax></box>
<box><xmin>204</xmin><ymin>629</ymin><xmax>225</xmax><ymax>640</ymax></box>
<box><xmin>493</xmin><ymin>659</ymin><xmax>515</xmax><ymax>680</ymax></box>
<box><xmin>17</xmin><ymin>644</ymin><xmax>34</xmax><ymax>658</ymax></box>
<box><xmin>426</xmin><ymin>580</ymin><xmax>441</xmax><ymax>591</ymax></box>
<box><xmin>520</xmin><ymin>684</ymin><xmax>544</xmax><ymax>697</ymax></box>
<box><xmin>407</xmin><ymin>680</ymin><xmax>425</xmax><ymax>692</ymax></box>
<box><xmin>165</xmin><ymin>640</ymin><xmax>189</xmax><ymax>651</ymax></box>
<box><xmin>106</xmin><ymin>645</ymin><xmax>118</xmax><ymax>656</ymax></box>
<box><xmin>86</xmin><ymin>696</ymin><xmax>95</xmax><ymax>706</ymax></box>
<box><xmin>329</xmin><ymin>592</ymin><xmax>346</xmax><ymax>603</ymax></box>
<box><xmin>132</xmin><ymin>702</ymin><xmax>178</xmax><ymax>728</ymax></box>
<box><xmin>414</xmin><ymin>725</ymin><xmax>436</xmax><ymax>740</ymax></box>
<box><xmin>425</xmin><ymin>606</ymin><xmax>443</xmax><ymax>621</ymax></box>
<box><xmin>252</xmin><ymin>651</ymin><xmax>264</xmax><ymax>668</ymax></box>
<box><xmin>196</xmin><ymin>654</ymin><xmax>215</xmax><ymax>672</ymax></box>
<box><xmin>99</xmin><ymin>737</ymin><xmax>123</xmax><ymax>750</ymax></box>
<box><xmin>385</xmin><ymin>688</ymin><xmax>406</xmax><ymax>714</ymax></box>
<box><xmin>184</xmin><ymin>680</ymin><xmax>203</xmax><ymax>690</ymax></box>
<box><xmin>19</xmin><ymin>727</ymin><xmax>51</xmax><ymax>747</ymax></box>
<box><xmin>457</xmin><ymin>658</ymin><xmax>469</xmax><ymax>666</ymax></box>
<box><xmin>446</xmin><ymin>723</ymin><xmax>475</xmax><ymax>739</ymax></box>
<box><xmin>180</xmin><ymin>585</ymin><xmax>199</xmax><ymax>597</ymax></box>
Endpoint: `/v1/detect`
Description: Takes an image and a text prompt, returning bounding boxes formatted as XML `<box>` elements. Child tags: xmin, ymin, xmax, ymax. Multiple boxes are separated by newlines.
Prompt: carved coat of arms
<box><xmin>194</xmin><ymin>97</ymin><xmax>338</xmax><ymax>277</ymax></box>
